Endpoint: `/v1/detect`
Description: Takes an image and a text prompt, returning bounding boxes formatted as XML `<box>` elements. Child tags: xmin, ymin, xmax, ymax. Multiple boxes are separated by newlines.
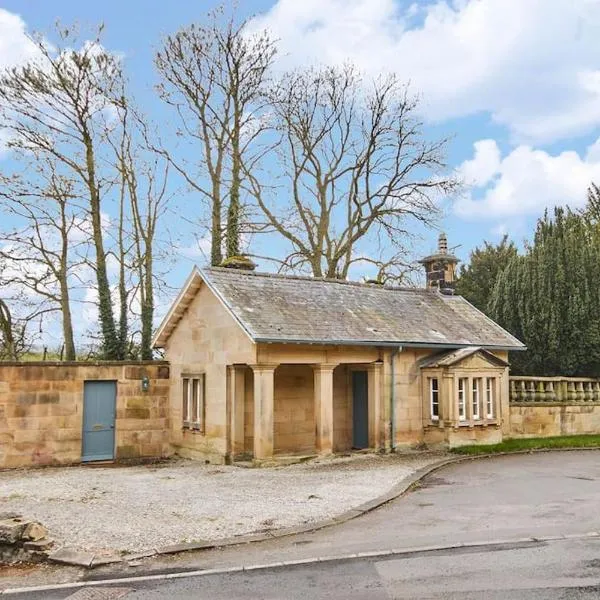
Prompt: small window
<box><xmin>430</xmin><ymin>378</ymin><xmax>439</xmax><ymax>421</ymax></box>
<box><xmin>458</xmin><ymin>378</ymin><xmax>467</xmax><ymax>421</ymax></box>
<box><xmin>486</xmin><ymin>377</ymin><xmax>495</xmax><ymax>419</ymax></box>
<box><xmin>182</xmin><ymin>374</ymin><xmax>205</xmax><ymax>432</ymax></box>
<box><xmin>472</xmin><ymin>378</ymin><xmax>481</xmax><ymax>420</ymax></box>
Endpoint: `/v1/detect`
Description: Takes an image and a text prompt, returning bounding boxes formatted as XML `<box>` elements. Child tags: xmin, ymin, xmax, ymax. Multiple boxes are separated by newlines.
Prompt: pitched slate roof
<box><xmin>153</xmin><ymin>267</ymin><xmax>525</xmax><ymax>350</ymax></box>
<box><xmin>418</xmin><ymin>347</ymin><xmax>510</xmax><ymax>368</ymax></box>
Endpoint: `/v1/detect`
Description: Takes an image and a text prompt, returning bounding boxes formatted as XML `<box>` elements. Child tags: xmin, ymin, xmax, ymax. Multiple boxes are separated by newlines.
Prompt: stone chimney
<box><xmin>418</xmin><ymin>233</ymin><xmax>459</xmax><ymax>294</ymax></box>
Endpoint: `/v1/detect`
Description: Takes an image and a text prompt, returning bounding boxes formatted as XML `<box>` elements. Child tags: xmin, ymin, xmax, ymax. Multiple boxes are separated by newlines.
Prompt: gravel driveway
<box><xmin>0</xmin><ymin>453</ymin><xmax>442</xmax><ymax>554</ymax></box>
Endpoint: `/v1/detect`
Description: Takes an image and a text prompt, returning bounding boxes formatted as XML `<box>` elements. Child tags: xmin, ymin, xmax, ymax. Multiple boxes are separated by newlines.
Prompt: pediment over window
<box><xmin>418</xmin><ymin>347</ymin><xmax>509</xmax><ymax>370</ymax></box>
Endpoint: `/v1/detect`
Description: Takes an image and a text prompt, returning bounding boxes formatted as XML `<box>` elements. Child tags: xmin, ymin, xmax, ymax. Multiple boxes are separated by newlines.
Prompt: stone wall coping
<box><xmin>511</xmin><ymin>375</ymin><xmax>600</xmax><ymax>382</ymax></box>
<box><xmin>511</xmin><ymin>401</ymin><xmax>600</xmax><ymax>407</ymax></box>
<box><xmin>0</xmin><ymin>360</ymin><xmax>169</xmax><ymax>367</ymax></box>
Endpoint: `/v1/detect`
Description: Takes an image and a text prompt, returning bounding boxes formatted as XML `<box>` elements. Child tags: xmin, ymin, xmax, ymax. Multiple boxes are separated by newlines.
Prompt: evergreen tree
<box><xmin>490</xmin><ymin>203</ymin><xmax>600</xmax><ymax>376</ymax></box>
<box><xmin>455</xmin><ymin>235</ymin><xmax>518</xmax><ymax>313</ymax></box>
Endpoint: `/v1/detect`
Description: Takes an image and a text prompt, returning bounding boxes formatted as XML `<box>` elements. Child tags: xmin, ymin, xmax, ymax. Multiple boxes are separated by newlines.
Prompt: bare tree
<box><xmin>0</xmin><ymin>160</ymin><xmax>84</xmax><ymax>359</ymax></box>
<box><xmin>0</xmin><ymin>278</ymin><xmax>52</xmax><ymax>361</ymax></box>
<box><xmin>110</xmin><ymin>101</ymin><xmax>170</xmax><ymax>360</ymax></box>
<box><xmin>247</xmin><ymin>66</ymin><xmax>458</xmax><ymax>279</ymax></box>
<box><xmin>0</xmin><ymin>25</ymin><xmax>125</xmax><ymax>359</ymax></box>
<box><xmin>155</xmin><ymin>7</ymin><xmax>276</xmax><ymax>265</ymax></box>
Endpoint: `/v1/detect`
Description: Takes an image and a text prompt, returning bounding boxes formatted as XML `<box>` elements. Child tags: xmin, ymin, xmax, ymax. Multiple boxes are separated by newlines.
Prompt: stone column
<box><xmin>441</xmin><ymin>373</ymin><xmax>454</xmax><ymax>426</ymax></box>
<box><xmin>466</xmin><ymin>376</ymin><xmax>473</xmax><ymax>424</ymax></box>
<box><xmin>313</xmin><ymin>364</ymin><xmax>337</xmax><ymax>455</ymax></box>
<box><xmin>251</xmin><ymin>364</ymin><xmax>277</xmax><ymax>461</ymax></box>
<box><xmin>228</xmin><ymin>365</ymin><xmax>246</xmax><ymax>459</ymax></box>
<box><xmin>367</xmin><ymin>362</ymin><xmax>383</xmax><ymax>449</ymax></box>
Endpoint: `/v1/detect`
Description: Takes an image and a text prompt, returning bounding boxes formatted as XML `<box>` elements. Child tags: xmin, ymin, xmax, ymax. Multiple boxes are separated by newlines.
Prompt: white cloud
<box><xmin>0</xmin><ymin>9</ymin><xmax>39</xmax><ymax>70</ymax></box>
<box><xmin>460</xmin><ymin>139</ymin><xmax>501</xmax><ymax>187</ymax></box>
<box><xmin>250</xmin><ymin>0</ymin><xmax>600</xmax><ymax>143</ymax></box>
<box><xmin>455</xmin><ymin>137</ymin><xmax>600</xmax><ymax>218</ymax></box>
<box><xmin>0</xmin><ymin>10</ymin><xmax>41</xmax><ymax>156</ymax></box>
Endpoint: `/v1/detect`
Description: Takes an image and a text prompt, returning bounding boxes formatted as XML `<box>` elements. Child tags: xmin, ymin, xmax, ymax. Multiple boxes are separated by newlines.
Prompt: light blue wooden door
<box><xmin>352</xmin><ymin>371</ymin><xmax>369</xmax><ymax>449</ymax></box>
<box><xmin>82</xmin><ymin>381</ymin><xmax>116</xmax><ymax>462</ymax></box>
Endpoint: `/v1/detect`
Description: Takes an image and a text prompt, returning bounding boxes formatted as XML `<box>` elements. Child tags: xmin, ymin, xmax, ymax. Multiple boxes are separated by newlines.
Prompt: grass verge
<box><xmin>450</xmin><ymin>434</ymin><xmax>600</xmax><ymax>455</ymax></box>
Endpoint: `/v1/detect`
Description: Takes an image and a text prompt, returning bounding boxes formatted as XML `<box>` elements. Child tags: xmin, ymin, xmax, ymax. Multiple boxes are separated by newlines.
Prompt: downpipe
<box><xmin>390</xmin><ymin>346</ymin><xmax>402</xmax><ymax>453</ymax></box>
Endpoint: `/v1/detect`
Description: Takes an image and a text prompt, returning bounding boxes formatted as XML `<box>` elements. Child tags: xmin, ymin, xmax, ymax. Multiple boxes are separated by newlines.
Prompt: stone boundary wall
<box><xmin>509</xmin><ymin>376</ymin><xmax>600</xmax><ymax>438</ymax></box>
<box><xmin>509</xmin><ymin>403</ymin><xmax>600</xmax><ymax>438</ymax></box>
<box><xmin>0</xmin><ymin>361</ymin><xmax>171</xmax><ymax>468</ymax></box>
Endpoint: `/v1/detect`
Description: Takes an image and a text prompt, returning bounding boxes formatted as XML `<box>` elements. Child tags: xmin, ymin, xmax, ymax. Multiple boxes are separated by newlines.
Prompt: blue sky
<box><xmin>1</xmin><ymin>0</ymin><xmax>600</xmax><ymax>343</ymax></box>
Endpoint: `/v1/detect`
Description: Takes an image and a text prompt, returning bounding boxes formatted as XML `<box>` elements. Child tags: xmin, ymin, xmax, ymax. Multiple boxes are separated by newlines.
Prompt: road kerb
<box><xmin>5</xmin><ymin>533</ymin><xmax>600</xmax><ymax>596</ymax></box>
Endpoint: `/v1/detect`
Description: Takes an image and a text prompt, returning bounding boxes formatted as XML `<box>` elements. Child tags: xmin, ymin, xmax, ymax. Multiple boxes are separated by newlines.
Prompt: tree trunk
<box><xmin>211</xmin><ymin>190</ymin><xmax>223</xmax><ymax>266</ymax></box>
<box><xmin>84</xmin><ymin>131</ymin><xmax>119</xmax><ymax>359</ymax></box>
<box><xmin>117</xmin><ymin>184</ymin><xmax>128</xmax><ymax>360</ymax></box>
<box><xmin>140</xmin><ymin>247</ymin><xmax>154</xmax><ymax>360</ymax></box>
<box><xmin>226</xmin><ymin>108</ymin><xmax>241</xmax><ymax>258</ymax></box>
<box><xmin>59</xmin><ymin>284</ymin><xmax>76</xmax><ymax>361</ymax></box>
<box><xmin>0</xmin><ymin>299</ymin><xmax>17</xmax><ymax>361</ymax></box>
<box><xmin>58</xmin><ymin>201</ymin><xmax>76</xmax><ymax>360</ymax></box>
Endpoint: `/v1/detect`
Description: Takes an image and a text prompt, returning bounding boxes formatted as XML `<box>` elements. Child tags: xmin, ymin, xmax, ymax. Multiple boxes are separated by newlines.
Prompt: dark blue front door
<box><xmin>82</xmin><ymin>381</ymin><xmax>116</xmax><ymax>462</ymax></box>
<box><xmin>352</xmin><ymin>371</ymin><xmax>369</xmax><ymax>449</ymax></box>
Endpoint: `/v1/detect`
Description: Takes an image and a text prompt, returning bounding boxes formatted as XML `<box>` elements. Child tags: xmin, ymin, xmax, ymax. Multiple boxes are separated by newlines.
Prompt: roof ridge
<box><xmin>202</xmin><ymin>266</ymin><xmax>433</xmax><ymax>294</ymax></box>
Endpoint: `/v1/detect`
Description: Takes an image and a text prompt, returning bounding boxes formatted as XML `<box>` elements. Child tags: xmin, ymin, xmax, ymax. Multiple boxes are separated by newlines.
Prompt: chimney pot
<box><xmin>418</xmin><ymin>232</ymin><xmax>458</xmax><ymax>293</ymax></box>
<box><xmin>438</xmin><ymin>232</ymin><xmax>448</xmax><ymax>254</ymax></box>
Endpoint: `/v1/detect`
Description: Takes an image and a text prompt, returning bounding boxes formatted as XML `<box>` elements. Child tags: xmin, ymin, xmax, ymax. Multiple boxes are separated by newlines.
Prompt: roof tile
<box><xmin>201</xmin><ymin>268</ymin><xmax>525</xmax><ymax>350</ymax></box>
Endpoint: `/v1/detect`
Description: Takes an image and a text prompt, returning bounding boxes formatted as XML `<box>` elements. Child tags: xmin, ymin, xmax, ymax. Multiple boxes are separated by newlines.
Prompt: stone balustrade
<box><xmin>510</xmin><ymin>376</ymin><xmax>600</xmax><ymax>404</ymax></box>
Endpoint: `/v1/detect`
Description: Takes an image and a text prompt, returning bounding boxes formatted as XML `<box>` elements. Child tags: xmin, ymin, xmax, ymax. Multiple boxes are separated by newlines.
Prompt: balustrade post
<box><xmin>509</xmin><ymin>380</ymin><xmax>517</xmax><ymax>403</ymax></box>
<box><xmin>536</xmin><ymin>381</ymin><xmax>545</xmax><ymax>402</ymax></box>
<box><xmin>546</xmin><ymin>381</ymin><xmax>556</xmax><ymax>402</ymax></box>
<box><xmin>576</xmin><ymin>381</ymin><xmax>585</xmax><ymax>402</ymax></box>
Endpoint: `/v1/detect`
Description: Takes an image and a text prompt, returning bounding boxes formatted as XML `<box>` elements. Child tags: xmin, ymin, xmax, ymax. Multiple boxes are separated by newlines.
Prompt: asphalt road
<box><xmin>5</xmin><ymin>450</ymin><xmax>600</xmax><ymax>598</ymax></box>
<box><xmin>15</xmin><ymin>537</ymin><xmax>600</xmax><ymax>599</ymax></box>
<box><xmin>134</xmin><ymin>450</ymin><xmax>600</xmax><ymax>572</ymax></box>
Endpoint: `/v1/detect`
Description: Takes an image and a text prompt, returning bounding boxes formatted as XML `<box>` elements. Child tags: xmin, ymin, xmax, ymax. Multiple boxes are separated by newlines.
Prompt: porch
<box><xmin>226</xmin><ymin>361</ymin><xmax>384</xmax><ymax>463</ymax></box>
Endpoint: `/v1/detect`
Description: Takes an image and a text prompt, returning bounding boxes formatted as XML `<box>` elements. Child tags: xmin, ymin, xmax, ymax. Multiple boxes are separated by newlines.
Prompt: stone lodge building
<box><xmin>152</xmin><ymin>236</ymin><xmax>525</xmax><ymax>464</ymax></box>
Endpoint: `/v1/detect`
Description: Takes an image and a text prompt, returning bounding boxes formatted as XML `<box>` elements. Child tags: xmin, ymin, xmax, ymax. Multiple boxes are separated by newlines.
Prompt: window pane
<box><xmin>472</xmin><ymin>378</ymin><xmax>481</xmax><ymax>419</ymax></box>
<box><xmin>182</xmin><ymin>378</ymin><xmax>189</xmax><ymax>423</ymax></box>
<box><xmin>430</xmin><ymin>378</ymin><xmax>439</xmax><ymax>419</ymax></box>
<box><xmin>192</xmin><ymin>379</ymin><xmax>199</xmax><ymax>422</ymax></box>
<box><xmin>458</xmin><ymin>378</ymin><xmax>466</xmax><ymax>420</ymax></box>
<box><xmin>486</xmin><ymin>378</ymin><xmax>494</xmax><ymax>418</ymax></box>
<box><xmin>199</xmin><ymin>374</ymin><xmax>205</xmax><ymax>431</ymax></box>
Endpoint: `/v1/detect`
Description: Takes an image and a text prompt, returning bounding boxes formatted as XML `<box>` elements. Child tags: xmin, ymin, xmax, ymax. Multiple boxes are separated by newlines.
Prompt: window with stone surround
<box><xmin>182</xmin><ymin>374</ymin><xmax>205</xmax><ymax>432</ymax></box>
<box><xmin>430</xmin><ymin>377</ymin><xmax>439</xmax><ymax>421</ymax></box>
<box><xmin>422</xmin><ymin>368</ymin><xmax>502</xmax><ymax>428</ymax></box>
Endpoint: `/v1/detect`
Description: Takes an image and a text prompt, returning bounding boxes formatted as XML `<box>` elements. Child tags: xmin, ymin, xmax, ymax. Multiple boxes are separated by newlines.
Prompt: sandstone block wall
<box><xmin>165</xmin><ymin>282</ymin><xmax>256</xmax><ymax>464</ymax></box>
<box><xmin>0</xmin><ymin>361</ymin><xmax>170</xmax><ymax>468</ymax></box>
<box><xmin>509</xmin><ymin>403</ymin><xmax>600</xmax><ymax>438</ymax></box>
<box><xmin>391</xmin><ymin>348</ymin><xmax>431</xmax><ymax>447</ymax></box>
<box><xmin>273</xmin><ymin>365</ymin><xmax>315</xmax><ymax>455</ymax></box>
